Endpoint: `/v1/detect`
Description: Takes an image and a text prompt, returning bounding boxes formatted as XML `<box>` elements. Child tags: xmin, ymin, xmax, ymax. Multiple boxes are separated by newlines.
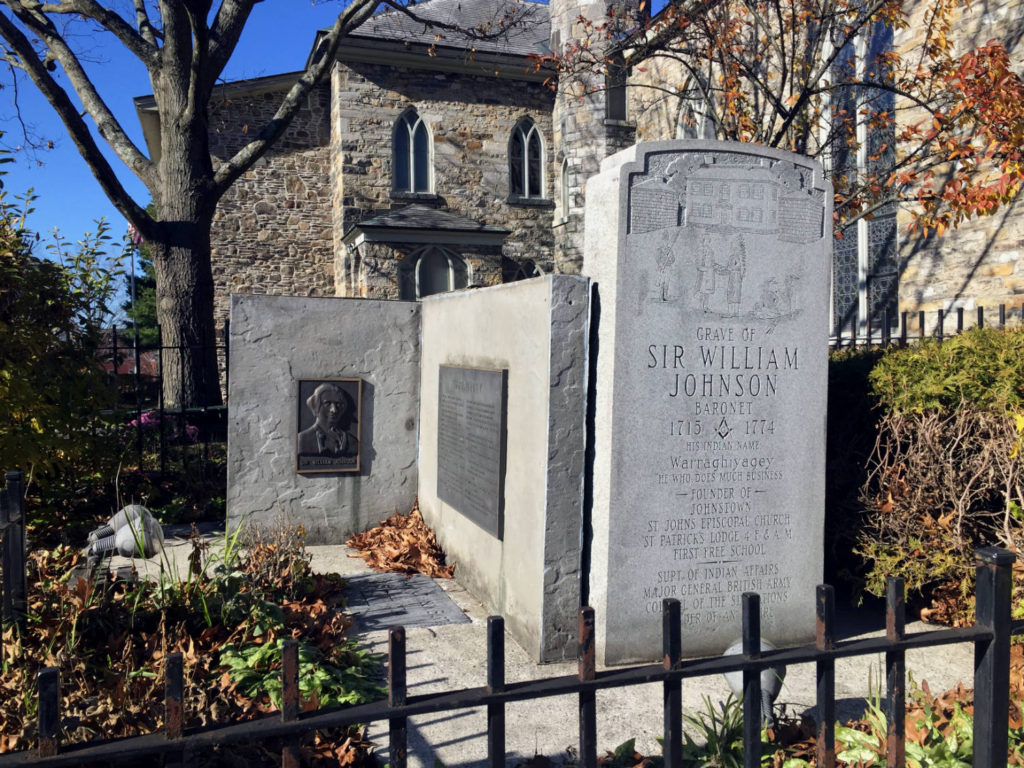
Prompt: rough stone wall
<box><xmin>627</xmin><ymin>56</ymin><xmax>688</xmax><ymax>141</ymax></box>
<box><xmin>329</xmin><ymin>60</ymin><xmax>557</xmax><ymax>297</ymax></box>
<box><xmin>895</xmin><ymin>0</ymin><xmax>1024</xmax><ymax>328</ymax></box>
<box><xmin>550</xmin><ymin>0</ymin><xmax>637</xmax><ymax>273</ymax></box>
<box><xmin>208</xmin><ymin>83</ymin><xmax>334</xmax><ymax>326</ymax></box>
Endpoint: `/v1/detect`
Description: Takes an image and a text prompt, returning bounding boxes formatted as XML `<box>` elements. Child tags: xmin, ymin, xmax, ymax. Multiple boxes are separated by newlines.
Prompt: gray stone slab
<box><xmin>584</xmin><ymin>141</ymin><xmax>831</xmax><ymax>663</ymax></box>
<box><xmin>417</xmin><ymin>276</ymin><xmax>590</xmax><ymax>662</ymax></box>
<box><xmin>227</xmin><ymin>295</ymin><xmax>420</xmax><ymax>543</ymax></box>
<box><xmin>343</xmin><ymin>572</ymin><xmax>470</xmax><ymax>632</ymax></box>
<box><xmin>436</xmin><ymin>366</ymin><xmax>507</xmax><ymax>538</ymax></box>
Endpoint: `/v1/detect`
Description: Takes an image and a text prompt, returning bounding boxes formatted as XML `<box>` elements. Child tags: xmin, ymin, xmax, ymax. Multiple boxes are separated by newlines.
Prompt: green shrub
<box><xmin>868</xmin><ymin>327</ymin><xmax>1024</xmax><ymax>413</ymax></box>
<box><xmin>858</xmin><ymin>327</ymin><xmax>1024</xmax><ymax>621</ymax></box>
<box><xmin>0</xmin><ymin>180</ymin><xmax>127</xmax><ymax>498</ymax></box>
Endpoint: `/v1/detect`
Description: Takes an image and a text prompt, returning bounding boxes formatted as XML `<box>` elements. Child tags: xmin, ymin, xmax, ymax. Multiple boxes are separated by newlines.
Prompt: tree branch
<box><xmin>204</xmin><ymin>0</ymin><xmax>256</xmax><ymax>91</ymax></box>
<box><xmin>63</xmin><ymin>0</ymin><xmax>158</xmax><ymax>65</ymax></box>
<box><xmin>0</xmin><ymin>9</ymin><xmax>156</xmax><ymax>236</ymax></box>
<box><xmin>133</xmin><ymin>0</ymin><xmax>158</xmax><ymax>47</ymax></box>
<box><xmin>212</xmin><ymin>0</ymin><xmax>378</xmax><ymax>197</ymax></box>
<box><xmin>0</xmin><ymin>2</ymin><xmax>156</xmax><ymax>186</ymax></box>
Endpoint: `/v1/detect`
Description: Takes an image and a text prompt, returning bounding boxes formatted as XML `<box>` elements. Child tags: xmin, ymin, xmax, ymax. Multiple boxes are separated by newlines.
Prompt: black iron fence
<box><xmin>0</xmin><ymin>538</ymin><xmax>1018</xmax><ymax>768</ymax></box>
<box><xmin>832</xmin><ymin>303</ymin><xmax>1023</xmax><ymax>348</ymax></box>
<box><xmin>97</xmin><ymin>322</ymin><xmax>229</xmax><ymax>474</ymax></box>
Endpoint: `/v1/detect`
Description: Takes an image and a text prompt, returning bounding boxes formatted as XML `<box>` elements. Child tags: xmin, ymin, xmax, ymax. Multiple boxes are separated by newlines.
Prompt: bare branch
<box><xmin>212</xmin><ymin>0</ymin><xmax>378</xmax><ymax>196</ymax></box>
<box><xmin>205</xmin><ymin>0</ymin><xmax>256</xmax><ymax>91</ymax></box>
<box><xmin>0</xmin><ymin>2</ymin><xmax>156</xmax><ymax>185</ymax></box>
<box><xmin>0</xmin><ymin>8</ymin><xmax>155</xmax><ymax>236</ymax></box>
<box><xmin>133</xmin><ymin>0</ymin><xmax>158</xmax><ymax>47</ymax></box>
<box><xmin>61</xmin><ymin>0</ymin><xmax>158</xmax><ymax>65</ymax></box>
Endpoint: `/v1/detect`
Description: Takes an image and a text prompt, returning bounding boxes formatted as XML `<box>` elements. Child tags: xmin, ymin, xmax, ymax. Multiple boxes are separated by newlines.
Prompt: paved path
<box><xmin>306</xmin><ymin>545</ymin><xmax>976</xmax><ymax>768</ymax></box>
<box><xmin>104</xmin><ymin>532</ymin><xmax>977</xmax><ymax>766</ymax></box>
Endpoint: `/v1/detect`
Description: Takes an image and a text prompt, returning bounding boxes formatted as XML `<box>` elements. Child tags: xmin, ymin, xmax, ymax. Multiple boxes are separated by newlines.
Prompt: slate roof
<box><xmin>347</xmin><ymin>0</ymin><xmax>550</xmax><ymax>58</ymax></box>
<box><xmin>351</xmin><ymin>204</ymin><xmax>511</xmax><ymax>234</ymax></box>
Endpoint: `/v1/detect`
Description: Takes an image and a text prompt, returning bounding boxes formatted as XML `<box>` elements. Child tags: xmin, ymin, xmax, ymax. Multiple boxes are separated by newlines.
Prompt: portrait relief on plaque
<box><xmin>296</xmin><ymin>378</ymin><xmax>362</xmax><ymax>474</ymax></box>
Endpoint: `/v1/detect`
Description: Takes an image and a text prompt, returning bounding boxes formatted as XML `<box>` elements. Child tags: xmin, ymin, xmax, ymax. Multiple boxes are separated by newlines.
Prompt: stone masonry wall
<box><xmin>627</xmin><ymin>56</ymin><xmax>688</xmax><ymax>141</ymax></box>
<box><xmin>550</xmin><ymin>0</ymin><xmax>637</xmax><ymax>273</ymax></box>
<box><xmin>895</xmin><ymin>0</ymin><xmax>1024</xmax><ymax>328</ymax></box>
<box><xmin>329</xmin><ymin>60</ymin><xmax>556</xmax><ymax>297</ymax></box>
<box><xmin>208</xmin><ymin>83</ymin><xmax>334</xmax><ymax>326</ymax></box>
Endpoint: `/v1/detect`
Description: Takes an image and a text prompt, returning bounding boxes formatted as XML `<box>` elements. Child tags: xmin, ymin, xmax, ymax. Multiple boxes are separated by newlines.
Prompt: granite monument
<box><xmin>584</xmin><ymin>141</ymin><xmax>831</xmax><ymax>663</ymax></box>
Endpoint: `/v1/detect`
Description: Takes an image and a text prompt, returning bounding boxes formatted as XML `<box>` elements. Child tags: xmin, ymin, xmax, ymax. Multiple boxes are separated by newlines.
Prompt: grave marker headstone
<box><xmin>585</xmin><ymin>141</ymin><xmax>831</xmax><ymax>663</ymax></box>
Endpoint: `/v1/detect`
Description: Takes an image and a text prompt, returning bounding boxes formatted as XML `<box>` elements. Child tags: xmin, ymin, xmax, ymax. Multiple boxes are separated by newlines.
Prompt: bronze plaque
<box><xmin>436</xmin><ymin>366</ymin><xmax>506</xmax><ymax>538</ymax></box>
<box><xmin>296</xmin><ymin>378</ymin><xmax>362</xmax><ymax>474</ymax></box>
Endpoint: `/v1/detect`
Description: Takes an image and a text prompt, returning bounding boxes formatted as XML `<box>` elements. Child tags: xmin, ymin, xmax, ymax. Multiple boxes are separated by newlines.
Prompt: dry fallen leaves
<box><xmin>346</xmin><ymin>501</ymin><xmax>455</xmax><ymax>578</ymax></box>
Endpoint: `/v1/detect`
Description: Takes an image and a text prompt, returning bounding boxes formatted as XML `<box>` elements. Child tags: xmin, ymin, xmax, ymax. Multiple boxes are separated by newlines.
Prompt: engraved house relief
<box><xmin>630</xmin><ymin>153</ymin><xmax>823</xmax><ymax>322</ymax></box>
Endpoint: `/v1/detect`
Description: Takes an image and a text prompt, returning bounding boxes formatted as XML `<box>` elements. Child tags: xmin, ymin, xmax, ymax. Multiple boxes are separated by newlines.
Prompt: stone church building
<box><xmin>135</xmin><ymin>0</ymin><xmax>1024</xmax><ymax>336</ymax></box>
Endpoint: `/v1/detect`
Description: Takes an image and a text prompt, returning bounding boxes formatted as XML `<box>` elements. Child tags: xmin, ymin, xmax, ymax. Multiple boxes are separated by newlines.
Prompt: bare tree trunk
<box><xmin>150</xmin><ymin>221</ymin><xmax>221</xmax><ymax>409</ymax></box>
<box><xmin>148</xmin><ymin>93</ymin><xmax>222</xmax><ymax>409</ymax></box>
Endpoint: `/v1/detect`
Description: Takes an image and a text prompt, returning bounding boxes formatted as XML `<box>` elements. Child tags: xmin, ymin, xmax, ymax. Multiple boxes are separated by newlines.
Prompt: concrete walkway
<box><xmin>105</xmin><ymin>530</ymin><xmax>977</xmax><ymax>767</ymax></box>
<box><xmin>305</xmin><ymin>545</ymin><xmax>977</xmax><ymax>768</ymax></box>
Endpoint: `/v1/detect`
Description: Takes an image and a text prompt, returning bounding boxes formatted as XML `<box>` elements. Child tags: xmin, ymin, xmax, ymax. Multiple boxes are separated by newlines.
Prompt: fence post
<box><xmin>815</xmin><ymin>585</ymin><xmax>836</xmax><ymax>768</ymax></box>
<box><xmin>2</xmin><ymin>470</ymin><xmax>27</xmax><ymax>634</ymax></box>
<box><xmin>663</xmin><ymin>598</ymin><xmax>682</xmax><ymax>768</ymax></box>
<box><xmin>885</xmin><ymin>578</ymin><xmax>906</xmax><ymax>768</ymax></box>
<box><xmin>578</xmin><ymin>605</ymin><xmax>597</xmax><ymax>768</ymax></box>
<box><xmin>486</xmin><ymin>616</ymin><xmax>505</xmax><ymax>768</ymax></box>
<box><xmin>388</xmin><ymin>626</ymin><xmax>408</xmax><ymax>768</ymax></box>
<box><xmin>741</xmin><ymin>593</ymin><xmax>763</xmax><ymax>768</ymax></box>
<box><xmin>37</xmin><ymin>666</ymin><xmax>59</xmax><ymax>757</ymax></box>
<box><xmin>0</xmin><ymin>485</ymin><xmax>9</xmax><ymax>637</ymax></box>
<box><xmin>223</xmin><ymin>318</ymin><xmax>231</xmax><ymax>402</ymax></box>
<box><xmin>133</xmin><ymin>325</ymin><xmax>143</xmax><ymax>467</ymax></box>
<box><xmin>281</xmin><ymin>638</ymin><xmax>300</xmax><ymax>768</ymax></box>
<box><xmin>165</xmin><ymin>652</ymin><xmax>184</xmax><ymax>768</ymax></box>
<box><xmin>973</xmin><ymin>546</ymin><xmax>1013</xmax><ymax>768</ymax></box>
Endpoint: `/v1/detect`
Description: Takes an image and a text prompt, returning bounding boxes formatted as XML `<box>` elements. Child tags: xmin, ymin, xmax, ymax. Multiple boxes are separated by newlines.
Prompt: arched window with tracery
<box><xmin>509</xmin><ymin>117</ymin><xmax>544</xmax><ymax>199</ymax></box>
<box><xmin>393</xmin><ymin>109</ymin><xmax>432</xmax><ymax>193</ymax></box>
<box><xmin>398</xmin><ymin>246</ymin><xmax>468</xmax><ymax>299</ymax></box>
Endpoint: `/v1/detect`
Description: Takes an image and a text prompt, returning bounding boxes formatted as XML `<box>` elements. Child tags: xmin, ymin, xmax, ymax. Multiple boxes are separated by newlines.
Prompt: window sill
<box><xmin>391</xmin><ymin>191</ymin><xmax>441</xmax><ymax>203</ymax></box>
<box><xmin>507</xmin><ymin>196</ymin><xmax>555</xmax><ymax>208</ymax></box>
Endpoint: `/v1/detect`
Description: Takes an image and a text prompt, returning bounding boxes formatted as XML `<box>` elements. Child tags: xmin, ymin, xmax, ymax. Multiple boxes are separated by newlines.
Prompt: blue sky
<box><xmin>2</xmin><ymin>1</ymin><xmax>346</xmax><ymax>254</ymax></box>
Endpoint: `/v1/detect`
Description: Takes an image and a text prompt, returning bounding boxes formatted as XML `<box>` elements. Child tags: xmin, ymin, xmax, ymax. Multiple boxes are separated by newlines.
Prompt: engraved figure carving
<box><xmin>753</xmin><ymin>274</ymin><xmax>801</xmax><ymax>320</ymax></box>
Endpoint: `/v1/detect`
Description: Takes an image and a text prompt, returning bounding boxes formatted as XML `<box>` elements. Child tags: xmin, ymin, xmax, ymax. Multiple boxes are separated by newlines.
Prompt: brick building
<box><xmin>134</xmin><ymin>0</ymin><xmax>1024</xmax><ymax>333</ymax></box>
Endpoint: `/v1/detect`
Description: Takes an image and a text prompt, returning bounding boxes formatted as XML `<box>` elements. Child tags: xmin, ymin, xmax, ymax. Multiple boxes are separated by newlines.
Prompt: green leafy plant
<box><xmin>0</xmin><ymin>186</ymin><xmax>128</xmax><ymax>488</ymax></box>
<box><xmin>677</xmin><ymin>695</ymin><xmax>748</xmax><ymax>768</ymax></box>
<box><xmin>219</xmin><ymin>637</ymin><xmax>383</xmax><ymax>710</ymax></box>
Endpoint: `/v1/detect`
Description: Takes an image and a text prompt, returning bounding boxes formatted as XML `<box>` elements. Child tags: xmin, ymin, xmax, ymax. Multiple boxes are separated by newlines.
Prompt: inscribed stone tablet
<box><xmin>436</xmin><ymin>366</ymin><xmax>507</xmax><ymax>538</ymax></box>
<box><xmin>585</xmin><ymin>141</ymin><xmax>830</xmax><ymax>662</ymax></box>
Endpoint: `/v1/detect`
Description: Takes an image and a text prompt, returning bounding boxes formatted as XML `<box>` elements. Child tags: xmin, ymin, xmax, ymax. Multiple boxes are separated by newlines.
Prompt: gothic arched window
<box><xmin>393</xmin><ymin>109</ymin><xmax>432</xmax><ymax>193</ymax></box>
<box><xmin>398</xmin><ymin>246</ymin><xmax>468</xmax><ymax>299</ymax></box>
<box><xmin>509</xmin><ymin>118</ymin><xmax>544</xmax><ymax>199</ymax></box>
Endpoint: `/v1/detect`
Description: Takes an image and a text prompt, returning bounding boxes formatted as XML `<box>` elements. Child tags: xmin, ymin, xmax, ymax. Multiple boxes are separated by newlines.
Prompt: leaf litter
<box><xmin>346</xmin><ymin>501</ymin><xmax>455</xmax><ymax>578</ymax></box>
